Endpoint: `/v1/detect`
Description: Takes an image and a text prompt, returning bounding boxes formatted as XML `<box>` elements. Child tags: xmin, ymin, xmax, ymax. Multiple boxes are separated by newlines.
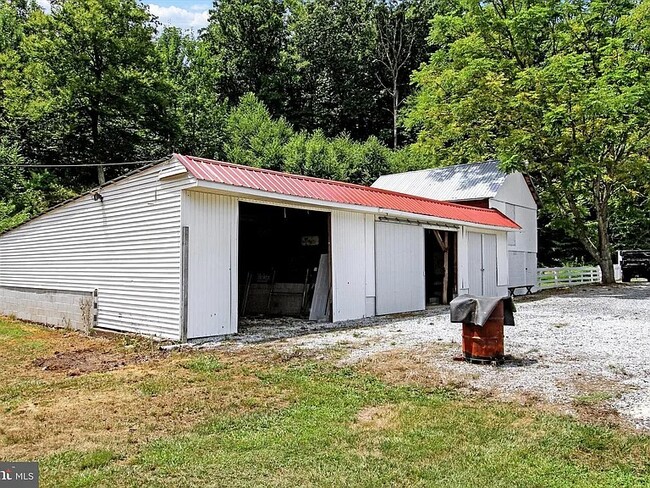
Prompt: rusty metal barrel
<box><xmin>461</xmin><ymin>300</ymin><xmax>504</xmax><ymax>362</ymax></box>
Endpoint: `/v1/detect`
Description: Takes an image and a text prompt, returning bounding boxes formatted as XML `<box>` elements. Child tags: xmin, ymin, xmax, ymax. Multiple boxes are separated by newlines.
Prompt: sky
<box><xmin>146</xmin><ymin>0</ymin><xmax>210</xmax><ymax>31</ymax></box>
<box><xmin>36</xmin><ymin>0</ymin><xmax>211</xmax><ymax>31</ymax></box>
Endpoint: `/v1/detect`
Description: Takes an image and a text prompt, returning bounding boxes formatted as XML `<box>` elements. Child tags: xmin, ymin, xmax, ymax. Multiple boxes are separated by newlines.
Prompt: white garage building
<box><xmin>0</xmin><ymin>155</ymin><xmax>518</xmax><ymax>341</ymax></box>
<box><xmin>373</xmin><ymin>160</ymin><xmax>539</xmax><ymax>295</ymax></box>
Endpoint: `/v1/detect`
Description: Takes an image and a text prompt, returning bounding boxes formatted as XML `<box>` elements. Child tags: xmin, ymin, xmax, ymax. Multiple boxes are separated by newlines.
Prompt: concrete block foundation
<box><xmin>0</xmin><ymin>286</ymin><xmax>97</xmax><ymax>332</ymax></box>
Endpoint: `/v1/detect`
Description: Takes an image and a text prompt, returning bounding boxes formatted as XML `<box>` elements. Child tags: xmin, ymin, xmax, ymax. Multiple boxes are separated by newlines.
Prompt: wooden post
<box><xmin>180</xmin><ymin>226</ymin><xmax>189</xmax><ymax>342</ymax></box>
<box><xmin>442</xmin><ymin>233</ymin><xmax>449</xmax><ymax>304</ymax></box>
<box><xmin>433</xmin><ymin>230</ymin><xmax>449</xmax><ymax>305</ymax></box>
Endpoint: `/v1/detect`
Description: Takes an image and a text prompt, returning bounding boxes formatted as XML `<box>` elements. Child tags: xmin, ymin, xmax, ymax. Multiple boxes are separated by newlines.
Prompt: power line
<box><xmin>0</xmin><ymin>157</ymin><xmax>170</xmax><ymax>168</ymax></box>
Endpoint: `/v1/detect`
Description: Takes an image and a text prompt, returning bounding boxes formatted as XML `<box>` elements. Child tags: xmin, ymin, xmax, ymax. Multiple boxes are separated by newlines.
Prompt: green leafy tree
<box><xmin>347</xmin><ymin>136</ymin><xmax>391</xmax><ymax>185</ymax></box>
<box><xmin>157</xmin><ymin>27</ymin><xmax>228</xmax><ymax>158</ymax></box>
<box><xmin>290</xmin><ymin>0</ymin><xmax>381</xmax><ymax>139</ymax></box>
<box><xmin>7</xmin><ymin>0</ymin><xmax>173</xmax><ymax>185</ymax></box>
<box><xmin>0</xmin><ymin>0</ymin><xmax>33</xmax><ymax>142</ymax></box>
<box><xmin>0</xmin><ymin>140</ymin><xmax>76</xmax><ymax>232</ymax></box>
<box><xmin>283</xmin><ymin>130</ymin><xmax>346</xmax><ymax>179</ymax></box>
<box><xmin>284</xmin><ymin>130</ymin><xmax>347</xmax><ymax>180</ymax></box>
<box><xmin>204</xmin><ymin>0</ymin><xmax>292</xmax><ymax>116</ymax></box>
<box><xmin>223</xmin><ymin>93</ymin><xmax>293</xmax><ymax>170</ymax></box>
<box><xmin>406</xmin><ymin>0</ymin><xmax>650</xmax><ymax>283</ymax></box>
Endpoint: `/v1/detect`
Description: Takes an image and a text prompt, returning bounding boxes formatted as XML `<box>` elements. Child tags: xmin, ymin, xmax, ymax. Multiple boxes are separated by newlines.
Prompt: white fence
<box><xmin>537</xmin><ymin>265</ymin><xmax>622</xmax><ymax>289</ymax></box>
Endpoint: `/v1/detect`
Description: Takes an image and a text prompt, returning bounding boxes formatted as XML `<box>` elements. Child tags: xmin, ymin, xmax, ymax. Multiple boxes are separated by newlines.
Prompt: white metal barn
<box><xmin>373</xmin><ymin>160</ymin><xmax>539</xmax><ymax>295</ymax></box>
<box><xmin>0</xmin><ymin>155</ymin><xmax>518</xmax><ymax>341</ymax></box>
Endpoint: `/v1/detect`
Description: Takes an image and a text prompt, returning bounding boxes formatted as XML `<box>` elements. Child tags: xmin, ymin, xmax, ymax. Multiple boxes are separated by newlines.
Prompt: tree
<box><xmin>284</xmin><ymin>130</ymin><xmax>346</xmax><ymax>179</ymax></box>
<box><xmin>223</xmin><ymin>93</ymin><xmax>293</xmax><ymax>170</ymax></box>
<box><xmin>290</xmin><ymin>0</ymin><xmax>382</xmax><ymax>139</ymax></box>
<box><xmin>0</xmin><ymin>140</ymin><xmax>75</xmax><ymax>232</ymax></box>
<box><xmin>405</xmin><ymin>0</ymin><xmax>650</xmax><ymax>283</ymax></box>
<box><xmin>374</xmin><ymin>0</ymin><xmax>437</xmax><ymax>148</ymax></box>
<box><xmin>157</xmin><ymin>27</ymin><xmax>228</xmax><ymax>159</ymax></box>
<box><xmin>347</xmin><ymin>136</ymin><xmax>391</xmax><ymax>185</ymax></box>
<box><xmin>204</xmin><ymin>0</ymin><xmax>291</xmax><ymax>116</ymax></box>
<box><xmin>0</xmin><ymin>0</ymin><xmax>32</xmax><ymax>142</ymax></box>
<box><xmin>8</xmin><ymin>0</ymin><xmax>173</xmax><ymax>185</ymax></box>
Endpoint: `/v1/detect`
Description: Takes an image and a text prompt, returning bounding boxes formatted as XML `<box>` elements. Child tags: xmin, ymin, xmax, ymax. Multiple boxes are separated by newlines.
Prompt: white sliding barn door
<box><xmin>331</xmin><ymin>210</ymin><xmax>367</xmax><ymax>322</ymax></box>
<box><xmin>375</xmin><ymin>222</ymin><xmax>425</xmax><ymax>315</ymax></box>
<box><xmin>184</xmin><ymin>191</ymin><xmax>238</xmax><ymax>339</ymax></box>
<box><xmin>482</xmin><ymin>234</ymin><xmax>498</xmax><ymax>296</ymax></box>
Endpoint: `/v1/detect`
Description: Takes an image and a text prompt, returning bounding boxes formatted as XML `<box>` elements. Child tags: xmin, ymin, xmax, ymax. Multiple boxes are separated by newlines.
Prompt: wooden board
<box><xmin>309</xmin><ymin>254</ymin><xmax>330</xmax><ymax>321</ymax></box>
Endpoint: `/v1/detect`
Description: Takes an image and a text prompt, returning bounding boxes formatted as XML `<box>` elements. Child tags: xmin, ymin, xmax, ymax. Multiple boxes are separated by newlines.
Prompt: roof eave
<box><xmin>193</xmin><ymin>180</ymin><xmax>520</xmax><ymax>232</ymax></box>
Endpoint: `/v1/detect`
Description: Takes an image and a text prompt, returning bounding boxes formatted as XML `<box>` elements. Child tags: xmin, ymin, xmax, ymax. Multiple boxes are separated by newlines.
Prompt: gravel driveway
<box><xmin>233</xmin><ymin>283</ymin><xmax>650</xmax><ymax>429</ymax></box>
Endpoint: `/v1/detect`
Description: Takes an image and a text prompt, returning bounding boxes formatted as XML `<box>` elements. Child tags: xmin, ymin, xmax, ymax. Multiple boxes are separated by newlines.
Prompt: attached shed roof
<box><xmin>175</xmin><ymin>154</ymin><xmax>519</xmax><ymax>230</ymax></box>
<box><xmin>372</xmin><ymin>160</ymin><xmax>507</xmax><ymax>201</ymax></box>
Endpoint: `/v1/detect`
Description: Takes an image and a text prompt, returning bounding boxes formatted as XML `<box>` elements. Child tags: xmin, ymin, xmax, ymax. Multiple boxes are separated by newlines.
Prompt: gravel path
<box><xmin>232</xmin><ymin>283</ymin><xmax>650</xmax><ymax>429</ymax></box>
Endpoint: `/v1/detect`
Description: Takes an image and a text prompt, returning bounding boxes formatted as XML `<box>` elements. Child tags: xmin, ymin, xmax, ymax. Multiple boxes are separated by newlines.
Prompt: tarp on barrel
<box><xmin>449</xmin><ymin>295</ymin><xmax>516</xmax><ymax>327</ymax></box>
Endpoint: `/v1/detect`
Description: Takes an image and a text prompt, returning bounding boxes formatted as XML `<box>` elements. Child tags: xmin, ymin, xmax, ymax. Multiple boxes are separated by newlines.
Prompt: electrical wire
<box><xmin>0</xmin><ymin>157</ymin><xmax>170</xmax><ymax>168</ymax></box>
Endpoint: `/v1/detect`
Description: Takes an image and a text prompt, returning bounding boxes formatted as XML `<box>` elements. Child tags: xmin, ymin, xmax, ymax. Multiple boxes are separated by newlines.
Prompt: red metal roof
<box><xmin>175</xmin><ymin>154</ymin><xmax>520</xmax><ymax>229</ymax></box>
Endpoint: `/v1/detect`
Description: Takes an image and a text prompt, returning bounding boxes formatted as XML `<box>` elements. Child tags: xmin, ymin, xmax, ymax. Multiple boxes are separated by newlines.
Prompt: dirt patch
<box><xmin>354</xmin><ymin>405</ymin><xmax>399</xmax><ymax>430</ymax></box>
<box><xmin>357</xmin><ymin>345</ymin><xmax>470</xmax><ymax>391</ymax></box>
<box><xmin>1</xmin><ymin>352</ymin><xmax>296</xmax><ymax>460</ymax></box>
<box><xmin>32</xmin><ymin>348</ymin><xmax>161</xmax><ymax>376</ymax></box>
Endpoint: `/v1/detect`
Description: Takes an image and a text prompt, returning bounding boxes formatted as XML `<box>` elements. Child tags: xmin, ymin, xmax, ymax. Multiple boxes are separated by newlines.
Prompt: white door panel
<box><xmin>467</xmin><ymin>231</ymin><xmax>499</xmax><ymax>296</ymax></box>
<box><xmin>375</xmin><ymin>222</ymin><xmax>425</xmax><ymax>315</ymax></box>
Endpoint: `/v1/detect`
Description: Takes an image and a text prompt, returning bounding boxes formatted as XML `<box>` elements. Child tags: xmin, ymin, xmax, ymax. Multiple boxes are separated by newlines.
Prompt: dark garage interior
<box><xmin>425</xmin><ymin>229</ymin><xmax>457</xmax><ymax>305</ymax></box>
<box><xmin>238</xmin><ymin>202</ymin><xmax>331</xmax><ymax>320</ymax></box>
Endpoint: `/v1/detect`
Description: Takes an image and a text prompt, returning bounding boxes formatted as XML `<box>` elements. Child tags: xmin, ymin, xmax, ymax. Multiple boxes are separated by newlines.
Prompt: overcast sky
<box><xmin>37</xmin><ymin>0</ymin><xmax>211</xmax><ymax>32</ymax></box>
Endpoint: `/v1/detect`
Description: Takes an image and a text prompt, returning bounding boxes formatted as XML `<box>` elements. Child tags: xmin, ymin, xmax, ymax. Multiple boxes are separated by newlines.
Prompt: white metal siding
<box><xmin>496</xmin><ymin>232</ymin><xmax>509</xmax><ymax>287</ymax></box>
<box><xmin>492</xmin><ymin>196</ymin><xmax>537</xmax><ymax>288</ymax></box>
<box><xmin>495</xmin><ymin>173</ymin><xmax>537</xmax><ymax>209</ymax></box>
<box><xmin>505</xmin><ymin>203</ymin><xmax>516</xmax><ymax>246</ymax></box>
<box><xmin>467</xmin><ymin>231</ymin><xmax>500</xmax><ymax>296</ymax></box>
<box><xmin>375</xmin><ymin>221</ymin><xmax>425</xmax><ymax>315</ymax></box>
<box><xmin>0</xmin><ymin>163</ymin><xmax>190</xmax><ymax>339</ymax></box>
<box><xmin>456</xmin><ymin>228</ymin><xmax>469</xmax><ymax>294</ymax></box>
<box><xmin>183</xmin><ymin>191</ymin><xmax>238</xmax><ymax>338</ymax></box>
<box><xmin>514</xmin><ymin>206</ymin><xmax>537</xmax><ymax>252</ymax></box>
<box><xmin>331</xmin><ymin>210</ymin><xmax>367</xmax><ymax>321</ymax></box>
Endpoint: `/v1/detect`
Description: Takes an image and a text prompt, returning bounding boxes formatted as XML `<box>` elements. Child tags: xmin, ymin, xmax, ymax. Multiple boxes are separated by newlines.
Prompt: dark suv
<box><xmin>619</xmin><ymin>250</ymin><xmax>650</xmax><ymax>282</ymax></box>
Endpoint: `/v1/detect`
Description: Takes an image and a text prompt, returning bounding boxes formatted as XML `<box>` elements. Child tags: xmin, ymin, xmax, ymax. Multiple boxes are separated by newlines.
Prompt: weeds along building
<box><xmin>0</xmin><ymin>155</ymin><xmax>519</xmax><ymax>341</ymax></box>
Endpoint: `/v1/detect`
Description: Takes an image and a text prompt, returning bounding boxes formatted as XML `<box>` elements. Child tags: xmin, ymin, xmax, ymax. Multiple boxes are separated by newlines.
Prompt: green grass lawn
<box><xmin>1</xmin><ymin>318</ymin><xmax>648</xmax><ymax>487</ymax></box>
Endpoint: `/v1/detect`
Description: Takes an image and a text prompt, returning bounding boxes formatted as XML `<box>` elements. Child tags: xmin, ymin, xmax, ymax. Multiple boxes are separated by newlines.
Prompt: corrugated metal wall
<box><xmin>182</xmin><ymin>191</ymin><xmax>238</xmax><ymax>338</ymax></box>
<box><xmin>375</xmin><ymin>221</ymin><xmax>425</xmax><ymax>315</ymax></box>
<box><xmin>331</xmin><ymin>210</ymin><xmax>368</xmax><ymax>321</ymax></box>
<box><xmin>0</xmin><ymin>163</ymin><xmax>190</xmax><ymax>339</ymax></box>
<box><xmin>492</xmin><ymin>175</ymin><xmax>538</xmax><ymax>289</ymax></box>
